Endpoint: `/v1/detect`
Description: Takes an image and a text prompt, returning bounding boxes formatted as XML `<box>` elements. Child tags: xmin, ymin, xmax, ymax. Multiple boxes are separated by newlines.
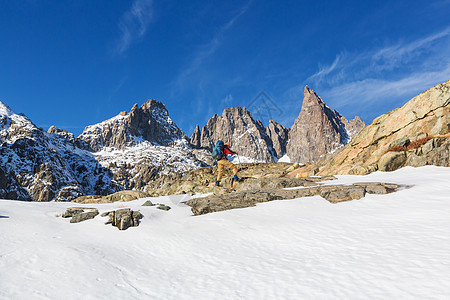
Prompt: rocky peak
<box><xmin>190</xmin><ymin>124</ymin><xmax>201</xmax><ymax>148</ymax></box>
<box><xmin>266</xmin><ymin>120</ymin><xmax>290</xmax><ymax>159</ymax></box>
<box><xmin>197</xmin><ymin>106</ymin><xmax>275</xmax><ymax>162</ymax></box>
<box><xmin>79</xmin><ymin>99</ymin><xmax>187</xmax><ymax>152</ymax></box>
<box><xmin>0</xmin><ymin>100</ymin><xmax>14</xmax><ymax>117</ymax></box>
<box><xmin>303</xmin><ymin>85</ymin><xmax>325</xmax><ymax>108</ymax></box>
<box><xmin>286</xmin><ymin>86</ymin><xmax>365</xmax><ymax>163</ymax></box>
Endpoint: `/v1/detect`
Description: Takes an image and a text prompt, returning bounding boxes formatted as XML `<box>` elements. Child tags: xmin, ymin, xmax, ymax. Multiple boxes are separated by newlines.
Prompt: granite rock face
<box><xmin>286</xmin><ymin>86</ymin><xmax>365</xmax><ymax>163</ymax></box>
<box><xmin>265</xmin><ymin>120</ymin><xmax>290</xmax><ymax>159</ymax></box>
<box><xmin>192</xmin><ymin>107</ymin><xmax>276</xmax><ymax>162</ymax></box>
<box><xmin>189</xmin><ymin>124</ymin><xmax>201</xmax><ymax>148</ymax></box>
<box><xmin>307</xmin><ymin>79</ymin><xmax>450</xmax><ymax>176</ymax></box>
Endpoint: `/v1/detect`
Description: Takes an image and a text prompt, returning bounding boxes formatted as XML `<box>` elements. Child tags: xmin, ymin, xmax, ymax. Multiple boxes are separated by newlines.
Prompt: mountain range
<box><xmin>4</xmin><ymin>79</ymin><xmax>448</xmax><ymax>202</ymax></box>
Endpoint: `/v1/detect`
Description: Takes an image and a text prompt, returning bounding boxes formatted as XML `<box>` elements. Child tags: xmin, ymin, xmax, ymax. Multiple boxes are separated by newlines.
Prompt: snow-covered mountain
<box><xmin>0</xmin><ymin>101</ymin><xmax>120</xmax><ymax>201</ymax></box>
<box><xmin>79</xmin><ymin>99</ymin><xmax>187</xmax><ymax>151</ymax></box>
<box><xmin>0</xmin><ymin>99</ymin><xmax>214</xmax><ymax>201</ymax></box>
<box><xmin>0</xmin><ymin>93</ymin><xmax>364</xmax><ymax>201</ymax></box>
<box><xmin>77</xmin><ymin>99</ymin><xmax>210</xmax><ymax>190</ymax></box>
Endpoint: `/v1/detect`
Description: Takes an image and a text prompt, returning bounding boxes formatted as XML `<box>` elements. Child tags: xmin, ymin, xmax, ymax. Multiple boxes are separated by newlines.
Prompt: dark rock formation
<box><xmin>286</xmin><ymin>86</ymin><xmax>365</xmax><ymax>163</ymax></box>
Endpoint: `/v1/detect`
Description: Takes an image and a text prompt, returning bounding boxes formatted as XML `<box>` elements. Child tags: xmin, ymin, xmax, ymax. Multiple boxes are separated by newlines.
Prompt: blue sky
<box><xmin>1</xmin><ymin>0</ymin><xmax>449</xmax><ymax>136</ymax></box>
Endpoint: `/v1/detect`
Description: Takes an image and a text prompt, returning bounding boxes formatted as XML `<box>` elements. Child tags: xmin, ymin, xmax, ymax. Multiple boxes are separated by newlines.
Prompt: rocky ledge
<box><xmin>184</xmin><ymin>181</ymin><xmax>400</xmax><ymax>215</ymax></box>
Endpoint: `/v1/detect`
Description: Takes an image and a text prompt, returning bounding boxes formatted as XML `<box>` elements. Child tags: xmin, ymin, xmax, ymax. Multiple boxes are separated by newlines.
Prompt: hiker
<box><xmin>212</xmin><ymin>141</ymin><xmax>239</xmax><ymax>186</ymax></box>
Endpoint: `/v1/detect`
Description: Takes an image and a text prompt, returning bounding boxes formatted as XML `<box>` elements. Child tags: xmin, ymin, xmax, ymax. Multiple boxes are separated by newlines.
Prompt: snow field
<box><xmin>1</xmin><ymin>166</ymin><xmax>449</xmax><ymax>299</ymax></box>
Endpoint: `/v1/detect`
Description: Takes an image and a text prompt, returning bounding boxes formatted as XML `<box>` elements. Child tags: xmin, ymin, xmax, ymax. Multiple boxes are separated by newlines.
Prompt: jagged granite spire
<box><xmin>286</xmin><ymin>86</ymin><xmax>365</xmax><ymax>163</ymax></box>
<box><xmin>190</xmin><ymin>124</ymin><xmax>201</xmax><ymax>148</ymax></box>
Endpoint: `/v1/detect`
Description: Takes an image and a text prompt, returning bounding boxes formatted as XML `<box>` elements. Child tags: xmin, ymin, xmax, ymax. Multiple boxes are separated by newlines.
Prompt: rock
<box><xmin>157</xmin><ymin>204</ymin><xmax>171</xmax><ymax>211</ymax></box>
<box><xmin>378</xmin><ymin>151</ymin><xmax>407</xmax><ymax>171</ymax></box>
<box><xmin>69</xmin><ymin>209</ymin><xmax>99</xmax><ymax>223</ymax></box>
<box><xmin>265</xmin><ymin>120</ymin><xmax>290</xmax><ymax>159</ymax></box>
<box><xmin>73</xmin><ymin>190</ymin><xmax>150</xmax><ymax>204</ymax></box>
<box><xmin>132</xmin><ymin>211</ymin><xmax>143</xmax><ymax>225</ymax></box>
<box><xmin>353</xmin><ymin>182</ymin><xmax>399</xmax><ymax>194</ymax></box>
<box><xmin>286</xmin><ymin>86</ymin><xmax>365</xmax><ymax>164</ymax></box>
<box><xmin>62</xmin><ymin>208</ymin><xmax>85</xmax><ymax>218</ymax></box>
<box><xmin>389</xmin><ymin>136</ymin><xmax>410</xmax><ymax>148</ymax></box>
<box><xmin>185</xmin><ymin>182</ymin><xmax>399</xmax><ymax>215</ymax></box>
<box><xmin>142</xmin><ymin>200</ymin><xmax>154</xmax><ymax>206</ymax></box>
<box><xmin>319</xmin><ymin>185</ymin><xmax>366</xmax><ymax>203</ymax></box>
<box><xmin>286</xmin><ymin>163</ymin><xmax>300</xmax><ymax>173</ymax></box>
<box><xmin>189</xmin><ymin>124</ymin><xmax>201</xmax><ymax>148</ymax></box>
<box><xmin>406</xmin><ymin>154</ymin><xmax>428</xmax><ymax>167</ymax></box>
<box><xmin>102</xmin><ymin>208</ymin><xmax>143</xmax><ymax>230</ymax></box>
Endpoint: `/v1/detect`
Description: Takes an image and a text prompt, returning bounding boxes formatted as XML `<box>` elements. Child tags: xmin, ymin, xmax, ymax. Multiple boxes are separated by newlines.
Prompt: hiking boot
<box><xmin>233</xmin><ymin>175</ymin><xmax>239</xmax><ymax>181</ymax></box>
<box><xmin>215</xmin><ymin>181</ymin><xmax>220</xmax><ymax>186</ymax></box>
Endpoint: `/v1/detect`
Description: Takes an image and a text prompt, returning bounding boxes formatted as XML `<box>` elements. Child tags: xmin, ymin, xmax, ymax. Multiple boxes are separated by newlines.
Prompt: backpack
<box><xmin>212</xmin><ymin>140</ymin><xmax>225</xmax><ymax>160</ymax></box>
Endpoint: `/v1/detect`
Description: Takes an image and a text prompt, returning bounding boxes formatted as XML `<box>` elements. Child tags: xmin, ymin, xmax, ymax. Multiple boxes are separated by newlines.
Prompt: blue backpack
<box><xmin>212</xmin><ymin>140</ymin><xmax>225</xmax><ymax>160</ymax></box>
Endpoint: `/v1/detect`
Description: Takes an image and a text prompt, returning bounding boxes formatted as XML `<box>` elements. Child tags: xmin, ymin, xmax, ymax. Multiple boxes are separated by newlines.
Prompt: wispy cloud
<box><xmin>307</xmin><ymin>55</ymin><xmax>341</xmax><ymax>83</ymax></box>
<box><xmin>299</xmin><ymin>27</ymin><xmax>450</xmax><ymax>122</ymax></box>
<box><xmin>114</xmin><ymin>0</ymin><xmax>153</xmax><ymax>56</ymax></box>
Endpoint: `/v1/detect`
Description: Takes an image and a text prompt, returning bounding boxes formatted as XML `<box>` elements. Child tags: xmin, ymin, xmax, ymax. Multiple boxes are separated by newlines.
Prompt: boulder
<box><xmin>157</xmin><ymin>204</ymin><xmax>171</xmax><ymax>211</ymax></box>
<box><xmin>378</xmin><ymin>151</ymin><xmax>407</xmax><ymax>171</ymax></box>
<box><xmin>102</xmin><ymin>208</ymin><xmax>143</xmax><ymax>230</ymax></box>
<box><xmin>69</xmin><ymin>208</ymin><xmax>99</xmax><ymax>223</ymax></box>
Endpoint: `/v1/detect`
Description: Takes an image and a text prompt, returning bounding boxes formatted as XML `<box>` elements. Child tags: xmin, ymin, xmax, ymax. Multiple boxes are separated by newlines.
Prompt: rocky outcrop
<box><xmin>147</xmin><ymin>162</ymin><xmax>300</xmax><ymax>197</ymax></box>
<box><xmin>286</xmin><ymin>86</ymin><xmax>365</xmax><ymax>163</ymax></box>
<box><xmin>73</xmin><ymin>190</ymin><xmax>150</xmax><ymax>204</ymax></box>
<box><xmin>301</xmin><ymin>79</ymin><xmax>450</xmax><ymax>176</ymax></box>
<box><xmin>79</xmin><ymin>99</ymin><xmax>187</xmax><ymax>152</ymax></box>
<box><xmin>265</xmin><ymin>120</ymin><xmax>289</xmax><ymax>159</ymax></box>
<box><xmin>185</xmin><ymin>181</ymin><xmax>400</xmax><ymax>215</ymax></box>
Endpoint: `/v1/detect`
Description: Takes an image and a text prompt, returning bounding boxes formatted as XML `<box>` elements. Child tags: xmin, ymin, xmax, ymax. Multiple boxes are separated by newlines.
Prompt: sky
<box><xmin>1</xmin><ymin>0</ymin><xmax>449</xmax><ymax>136</ymax></box>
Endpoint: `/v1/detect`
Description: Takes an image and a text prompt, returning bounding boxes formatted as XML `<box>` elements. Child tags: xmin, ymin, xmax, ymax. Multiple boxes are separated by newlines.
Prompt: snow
<box><xmin>0</xmin><ymin>100</ymin><xmax>13</xmax><ymax>116</ymax></box>
<box><xmin>277</xmin><ymin>154</ymin><xmax>291</xmax><ymax>163</ymax></box>
<box><xmin>1</xmin><ymin>166</ymin><xmax>450</xmax><ymax>299</ymax></box>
